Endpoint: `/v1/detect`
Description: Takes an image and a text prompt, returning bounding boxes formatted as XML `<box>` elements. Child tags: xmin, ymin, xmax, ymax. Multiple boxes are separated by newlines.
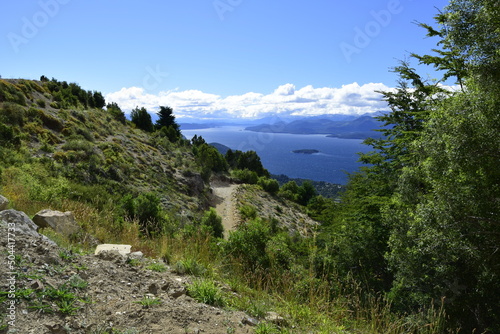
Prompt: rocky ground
<box><xmin>0</xmin><ymin>208</ymin><xmax>257</xmax><ymax>334</ymax></box>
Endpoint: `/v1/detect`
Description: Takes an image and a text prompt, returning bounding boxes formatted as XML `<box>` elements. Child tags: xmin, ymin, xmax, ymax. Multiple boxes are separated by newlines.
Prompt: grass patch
<box><xmin>135</xmin><ymin>296</ymin><xmax>162</xmax><ymax>308</ymax></box>
<box><xmin>187</xmin><ymin>278</ymin><xmax>226</xmax><ymax>307</ymax></box>
<box><xmin>255</xmin><ymin>322</ymin><xmax>280</xmax><ymax>334</ymax></box>
<box><xmin>68</xmin><ymin>274</ymin><xmax>89</xmax><ymax>289</ymax></box>
<box><xmin>173</xmin><ymin>258</ymin><xmax>207</xmax><ymax>277</ymax></box>
<box><xmin>145</xmin><ymin>262</ymin><xmax>168</xmax><ymax>273</ymax></box>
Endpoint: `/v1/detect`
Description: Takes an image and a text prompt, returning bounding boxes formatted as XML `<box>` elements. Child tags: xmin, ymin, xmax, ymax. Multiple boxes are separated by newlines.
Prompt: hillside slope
<box><xmin>1</xmin><ymin>78</ymin><xmax>453</xmax><ymax>333</ymax></box>
<box><xmin>0</xmin><ymin>208</ymin><xmax>255</xmax><ymax>334</ymax></box>
<box><xmin>1</xmin><ymin>78</ymin><xmax>334</xmax><ymax>333</ymax></box>
<box><xmin>0</xmin><ymin>78</ymin><xmax>211</xmax><ymax>240</ymax></box>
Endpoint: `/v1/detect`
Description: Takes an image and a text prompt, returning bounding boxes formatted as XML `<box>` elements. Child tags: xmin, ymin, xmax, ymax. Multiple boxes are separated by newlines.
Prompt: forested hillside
<box><xmin>320</xmin><ymin>0</ymin><xmax>499</xmax><ymax>331</ymax></box>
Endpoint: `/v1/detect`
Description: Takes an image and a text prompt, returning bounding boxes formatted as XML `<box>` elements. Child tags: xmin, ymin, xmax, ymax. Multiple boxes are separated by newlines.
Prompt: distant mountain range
<box><xmin>245</xmin><ymin>115</ymin><xmax>386</xmax><ymax>139</ymax></box>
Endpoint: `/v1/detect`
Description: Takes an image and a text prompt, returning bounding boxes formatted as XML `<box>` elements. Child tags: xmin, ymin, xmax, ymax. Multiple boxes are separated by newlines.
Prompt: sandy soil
<box><xmin>211</xmin><ymin>183</ymin><xmax>240</xmax><ymax>239</ymax></box>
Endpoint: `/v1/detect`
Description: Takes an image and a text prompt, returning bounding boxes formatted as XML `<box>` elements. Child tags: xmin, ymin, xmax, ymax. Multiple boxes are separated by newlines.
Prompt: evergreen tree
<box><xmin>106</xmin><ymin>102</ymin><xmax>126</xmax><ymax>124</ymax></box>
<box><xmin>327</xmin><ymin>4</ymin><xmax>500</xmax><ymax>331</ymax></box>
<box><xmin>93</xmin><ymin>91</ymin><xmax>105</xmax><ymax>109</ymax></box>
<box><xmin>131</xmin><ymin>107</ymin><xmax>153</xmax><ymax>132</ymax></box>
<box><xmin>155</xmin><ymin>106</ymin><xmax>179</xmax><ymax>131</ymax></box>
<box><xmin>378</xmin><ymin>1</ymin><xmax>500</xmax><ymax>330</ymax></box>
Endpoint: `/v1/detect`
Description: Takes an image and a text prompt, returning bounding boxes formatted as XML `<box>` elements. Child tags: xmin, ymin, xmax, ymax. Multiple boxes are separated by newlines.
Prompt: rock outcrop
<box><xmin>0</xmin><ymin>209</ymin><xmax>56</xmax><ymax>246</ymax></box>
<box><xmin>0</xmin><ymin>195</ymin><xmax>9</xmax><ymax>211</ymax></box>
<box><xmin>0</xmin><ymin>209</ymin><xmax>41</xmax><ymax>238</ymax></box>
<box><xmin>33</xmin><ymin>209</ymin><xmax>80</xmax><ymax>237</ymax></box>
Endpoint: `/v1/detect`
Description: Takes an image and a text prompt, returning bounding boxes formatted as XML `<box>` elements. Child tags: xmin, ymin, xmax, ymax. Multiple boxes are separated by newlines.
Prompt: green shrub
<box><xmin>62</xmin><ymin>139</ymin><xmax>93</xmax><ymax>155</ymax></box>
<box><xmin>146</xmin><ymin>262</ymin><xmax>168</xmax><ymax>272</ymax></box>
<box><xmin>187</xmin><ymin>278</ymin><xmax>225</xmax><ymax>307</ymax></box>
<box><xmin>0</xmin><ymin>102</ymin><xmax>25</xmax><ymax>126</ymax></box>
<box><xmin>279</xmin><ymin>189</ymin><xmax>298</xmax><ymax>202</ymax></box>
<box><xmin>258</xmin><ymin>177</ymin><xmax>280</xmax><ymax>194</ymax></box>
<box><xmin>201</xmin><ymin>208</ymin><xmax>224</xmax><ymax>238</ymax></box>
<box><xmin>255</xmin><ymin>322</ymin><xmax>279</xmax><ymax>334</ymax></box>
<box><xmin>25</xmin><ymin>107</ymin><xmax>64</xmax><ymax>132</ymax></box>
<box><xmin>43</xmin><ymin>78</ymin><xmax>105</xmax><ymax>109</ymax></box>
<box><xmin>279</xmin><ymin>180</ymin><xmax>317</xmax><ymax>205</ymax></box>
<box><xmin>160</xmin><ymin>125</ymin><xmax>181</xmax><ymax>142</ymax></box>
<box><xmin>225</xmin><ymin>149</ymin><xmax>269</xmax><ymax>177</ymax></box>
<box><xmin>120</xmin><ymin>194</ymin><xmax>136</xmax><ymax>219</ymax></box>
<box><xmin>106</xmin><ymin>102</ymin><xmax>126</xmax><ymax>124</ymax></box>
<box><xmin>121</xmin><ymin>192</ymin><xmax>165</xmax><ymax>237</ymax></box>
<box><xmin>0</xmin><ymin>123</ymin><xmax>20</xmax><ymax>147</ymax></box>
<box><xmin>232</xmin><ymin>169</ymin><xmax>258</xmax><ymax>184</ymax></box>
<box><xmin>40</xmin><ymin>139</ymin><xmax>54</xmax><ymax>153</ymax></box>
<box><xmin>297</xmin><ymin>181</ymin><xmax>317</xmax><ymax>206</ymax></box>
<box><xmin>194</xmin><ymin>143</ymin><xmax>228</xmax><ymax>173</ymax></box>
<box><xmin>266</xmin><ymin>233</ymin><xmax>293</xmax><ymax>269</ymax></box>
<box><xmin>280</xmin><ymin>181</ymin><xmax>298</xmax><ymax>195</ymax></box>
<box><xmin>0</xmin><ymin>80</ymin><xmax>27</xmax><ymax>105</ymax></box>
<box><xmin>135</xmin><ymin>192</ymin><xmax>162</xmax><ymax>225</ymax></box>
<box><xmin>174</xmin><ymin>258</ymin><xmax>207</xmax><ymax>277</ymax></box>
<box><xmin>224</xmin><ymin>218</ymin><xmax>271</xmax><ymax>270</ymax></box>
<box><xmin>135</xmin><ymin>296</ymin><xmax>161</xmax><ymax>307</ymax></box>
<box><xmin>239</xmin><ymin>205</ymin><xmax>257</xmax><ymax>221</ymax></box>
<box><xmin>36</xmin><ymin>99</ymin><xmax>46</xmax><ymax>108</ymax></box>
<box><xmin>17</xmin><ymin>79</ymin><xmax>45</xmax><ymax>94</ymax></box>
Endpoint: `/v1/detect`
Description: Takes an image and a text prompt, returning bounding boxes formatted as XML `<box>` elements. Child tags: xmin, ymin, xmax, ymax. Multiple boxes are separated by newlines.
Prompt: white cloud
<box><xmin>105</xmin><ymin>82</ymin><xmax>393</xmax><ymax>120</ymax></box>
<box><xmin>274</xmin><ymin>83</ymin><xmax>296</xmax><ymax>96</ymax></box>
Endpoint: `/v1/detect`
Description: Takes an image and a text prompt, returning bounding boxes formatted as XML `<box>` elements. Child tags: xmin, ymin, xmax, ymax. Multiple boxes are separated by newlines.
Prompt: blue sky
<box><xmin>1</xmin><ymin>0</ymin><xmax>450</xmax><ymax>119</ymax></box>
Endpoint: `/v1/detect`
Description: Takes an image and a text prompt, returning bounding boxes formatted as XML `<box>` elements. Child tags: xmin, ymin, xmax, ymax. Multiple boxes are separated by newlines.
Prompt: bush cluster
<box><xmin>279</xmin><ymin>180</ymin><xmax>317</xmax><ymax>205</ymax></box>
<box><xmin>120</xmin><ymin>192</ymin><xmax>167</xmax><ymax>237</ymax></box>
<box><xmin>225</xmin><ymin>149</ymin><xmax>269</xmax><ymax>177</ymax></box>
<box><xmin>0</xmin><ymin>80</ymin><xmax>27</xmax><ymax>105</ymax></box>
<box><xmin>44</xmin><ymin>77</ymin><xmax>105</xmax><ymax>109</ymax></box>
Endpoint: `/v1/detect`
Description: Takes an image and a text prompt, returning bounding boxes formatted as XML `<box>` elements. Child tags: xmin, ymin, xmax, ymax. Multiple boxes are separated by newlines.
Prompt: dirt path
<box><xmin>211</xmin><ymin>183</ymin><xmax>239</xmax><ymax>238</ymax></box>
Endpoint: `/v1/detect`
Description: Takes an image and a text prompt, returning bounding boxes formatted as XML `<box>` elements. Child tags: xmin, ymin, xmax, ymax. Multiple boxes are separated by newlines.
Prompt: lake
<box><xmin>181</xmin><ymin>126</ymin><xmax>372</xmax><ymax>184</ymax></box>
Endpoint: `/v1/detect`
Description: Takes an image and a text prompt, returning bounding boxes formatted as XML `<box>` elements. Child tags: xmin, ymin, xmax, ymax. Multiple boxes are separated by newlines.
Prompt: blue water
<box><xmin>182</xmin><ymin>126</ymin><xmax>371</xmax><ymax>184</ymax></box>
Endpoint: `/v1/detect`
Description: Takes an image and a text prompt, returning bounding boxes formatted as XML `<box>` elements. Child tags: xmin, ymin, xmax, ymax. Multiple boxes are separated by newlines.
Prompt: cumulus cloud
<box><xmin>105</xmin><ymin>82</ymin><xmax>393</xmax><ymax>120</ymax></box>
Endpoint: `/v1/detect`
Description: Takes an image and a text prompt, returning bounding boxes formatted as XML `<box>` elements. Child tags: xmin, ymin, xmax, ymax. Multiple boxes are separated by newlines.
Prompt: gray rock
<box><xmin>148</xmin><ymin>283</ymin><xmax>159</xmax><ymax>295</ymax></box>
<box><xmin>44</xmin><ymin>322</ymin><xmax>68</xmax><ymax>334</ymax></box>
<box><xmin>265</xmin><ymin>312</ymin><xmax>288</xmax><ymax>327</ymax></box>
<box><xmin>33</xmin><ymin>209</ymin><xmax>80</xmax><ymax>237</ymax></box>
<box><xmin>96</xmin><ymin>250</ymin><xmax>126</xmax><ymax>265</ymax></box>
<box><xmin>0</xmin><ymin>209</ymin><xmax>40</xmax><ymax>238</ymax></box>
<box><xmin>241</xmin><ymin>316</ymin><xmax>259</xmax><ymax>326</ymax></box>
<box><xmin>169</xmin><ymin>287</ymin><xmax>187</xmax><ymax>298</ymax></box>
<box><xmin>128</xmin><ymin>251</ymin><xmax>144</xmax><ymax>261</ymax></box>
<box><xmin>30</xmin><ymin>280</ymin><xmax>44</xmax><ymax>291</ymax></box>
<box><xmin>161</xmin><ymin>282</ymin><xmax>171</xmax><ymax>291</ymax></box>
<box><xmin>0</xmin><ymin>195</ymin><xmax>9</xmax><ymax>211</ymax></box>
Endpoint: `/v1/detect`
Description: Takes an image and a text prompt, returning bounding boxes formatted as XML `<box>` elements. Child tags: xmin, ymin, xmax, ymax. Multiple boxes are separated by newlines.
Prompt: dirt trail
<box><xmin>211</xmin><ymin>183</ymin><xmax>239</xmax><ymax>238</ymax></box>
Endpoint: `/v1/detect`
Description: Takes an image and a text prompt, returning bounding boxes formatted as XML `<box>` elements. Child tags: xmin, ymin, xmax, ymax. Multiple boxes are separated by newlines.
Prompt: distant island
<box><xmin>292</xmin><ymin>149</ymin><xmax>320</xmax><ymax>154</ymax></box>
